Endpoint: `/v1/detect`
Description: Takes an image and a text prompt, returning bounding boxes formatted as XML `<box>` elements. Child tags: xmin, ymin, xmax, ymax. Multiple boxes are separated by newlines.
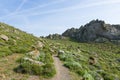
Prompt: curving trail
<box><xmin>48</xmin><ymin>56</ymin><xmax>72</xmax><ymax>80</ymax></box>
<box><xmin>29</xmin><ymin>55</ymin><xmax>73</xmax><ymax>80</ymax></box>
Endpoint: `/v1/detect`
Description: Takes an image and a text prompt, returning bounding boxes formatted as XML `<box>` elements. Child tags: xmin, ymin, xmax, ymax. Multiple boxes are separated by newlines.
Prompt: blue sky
<box><xmin>0</xmin><ymin>0</ymin><xmax>120</xmax><ymax>36</ymax></box>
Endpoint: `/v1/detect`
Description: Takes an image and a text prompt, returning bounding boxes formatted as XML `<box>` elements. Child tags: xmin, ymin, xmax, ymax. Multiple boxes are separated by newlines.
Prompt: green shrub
<box><xmin>103</xmin><ymin>73</ymin><xmax>119</xmax><ymax>80</ymax></box>
<box><xmin>37</xmin><ymin>52</ymin><xmax>45</xmax><ymax>62</ymax></box>
<box><xmin>64</xmin><ymin>61</ymin><xmax>83</xmax><ymax>75</ymax></box>
<box><xmin>20</xmin><ymin>61</ymin><xmax>32</xmax><ymax>74</ymax></box>
<box><xmin>58</xmin><ymin>53</ymin><xmax>66</xmax><ymax>61</ymax></box>
<box><xmin>44</xmin><ymin>52</ymin><xmax>53</xmax><ymax>63</ymax></box>
<box><xmin>31</xmin><ymin>64</ymin><xmax>43</xmax><ymax>75</ymax></box>
<box><xmin>90</xmin><ymin>71</ymin><xmax>103</xmax><ymax>80</ymax></box>
<box><xmin>15</xmin><ymin>50</ymin><xmax>56</xmax><ymax>78</ymax></box>
<box><xmin>83</xmin><ymin>70</ymin><xmax>94</xmax><ymax>80</ymax></box>
<box><xmin>59</xmin><ymin>53</ymin><xmax>73</xmax><ymax>61</ymax></box>
<box><xmin>19</xmin><ymin>61</ymin><xmax>43</xmax><ymax>75</ymax></box>
<box><xmin>0</xmin><ymin>46</ymin><xmax>12</xmax><ymax>57</ymax></box>
<box><xmin>76</xmin><ymin>69</ymin><xmax>85</xmax><ymax>76</ymax></box>
<box><xmin>42</xmin><ymin>63</ymin><xmax>56</xmax><ymax>78</ymax></box>
<box><xmin>6</xmin><ymin>39</ymin><xmax>14</xmax><ymax>45</ymax></box>
<box><xmin>9</xmin><ymin>46</ymin><xmax>29</xmax><ymax>53</ymax></box>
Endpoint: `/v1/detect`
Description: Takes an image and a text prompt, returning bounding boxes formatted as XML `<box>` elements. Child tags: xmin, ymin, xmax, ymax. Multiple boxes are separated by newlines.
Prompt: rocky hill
<box><xmin>62</xmin><ymin>19</ymin><xmax>120</xmax><ymax>42</ymax></box>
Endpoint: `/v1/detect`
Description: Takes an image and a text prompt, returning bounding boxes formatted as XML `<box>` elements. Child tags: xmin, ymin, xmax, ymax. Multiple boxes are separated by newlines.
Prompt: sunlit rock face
<box><xmin>62</xmin><ymin>20</ymin><xmax>120</xmax><ymax>42</ymax></box>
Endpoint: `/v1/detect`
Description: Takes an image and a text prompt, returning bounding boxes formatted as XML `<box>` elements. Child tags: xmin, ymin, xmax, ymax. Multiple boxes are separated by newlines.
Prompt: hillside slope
<box><xmin>0</xmin><ymin>22</ymin><xmax>40</xmax><ymax>56</ymax></box>
<box><xmin>0</xmin><ymin>22</ymin><xmax>56</xmax><ymax>79</ymax></box>
<box><xmin>46</xmin><ymin>39</ymin><xmax>120</xmax><ymax>80</ymax></box>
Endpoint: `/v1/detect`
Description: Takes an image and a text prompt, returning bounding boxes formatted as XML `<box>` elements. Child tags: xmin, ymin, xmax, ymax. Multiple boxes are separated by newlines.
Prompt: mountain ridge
<box><xmin>62</xmin><ymin>19</ymin><xmax>120</xmax><ymax>42</ymax></box>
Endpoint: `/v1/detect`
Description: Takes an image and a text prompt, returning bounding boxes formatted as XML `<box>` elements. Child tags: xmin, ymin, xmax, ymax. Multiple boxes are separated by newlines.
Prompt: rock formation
<box><xmin>62</xmin><ymin>19</ymin><xmax>120</xmax><ymax>42</ymax></box>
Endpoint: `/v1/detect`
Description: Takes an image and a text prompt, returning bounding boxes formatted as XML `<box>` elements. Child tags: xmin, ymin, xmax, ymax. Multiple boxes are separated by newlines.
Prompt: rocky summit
<box><xmin>62</xmin><ymin>19</ymin><xmax>120</xmax><ymax>42</ymax></box>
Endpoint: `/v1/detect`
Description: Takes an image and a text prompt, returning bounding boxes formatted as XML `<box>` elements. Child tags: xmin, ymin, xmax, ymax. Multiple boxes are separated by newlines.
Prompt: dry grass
<box><xmin>70</xmin><ymin>72</ymin><xmax>83</xmax><ymax>80</ymax></box>
<box><xmin>0</xmin><ymin>53</ymin><xmax>29</xmax><ymax>80</ymax></box>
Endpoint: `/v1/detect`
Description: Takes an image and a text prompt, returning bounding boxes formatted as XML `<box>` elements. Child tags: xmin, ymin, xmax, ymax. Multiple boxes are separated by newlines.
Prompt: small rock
<box><xmin>16</xmin><ymin>37</ymin><xmax>20</xmax><ymax>40</ymax></box>
<box><xmin>50</xmin><ymin>48</ymin><xmax>54</xmax><ymax>53</ymax></box>
<box><xmin>116</xmin><ymin>59</ymin><xmax>120</xmax><ymax>62</ymax></box>
<box><xmin>13</xmin><ymin>40</ymin><xmax>17</xmax><ymax>45</ymax></box>
<box><xmin>36</xmin><ymin>41</ymin><xmax>44</xmax><ymax>48</ymax></box>
<box><xmin>27</xmin><ymin>49</ymin><xmax>40</xmax><ymax>59</ymax></box>
<box><xmin>89</xmin><ymin>56</ymin><xmax>97</xmax><ymax>65</ymax></box>
<box><xmin>58</xmin><ymin>50</ymin><xmax>65</xmax><ymax>55</ymax></box>
<box><xmin>23</xmin><ymin>57</ymin><xmax>44</xmax><ymax>65</ymax></box>
<box><xmin>0</xmin><ymin>74</ymin><xmax>6</xmax><ymax>78</ymax></box>
<box><xmin>14</xmin><ymin>30</ymin><xmax>19</xmax><ymax>34</ymax></box>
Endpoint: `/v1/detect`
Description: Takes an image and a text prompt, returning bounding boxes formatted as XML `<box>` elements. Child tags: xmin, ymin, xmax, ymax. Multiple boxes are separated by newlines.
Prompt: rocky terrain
<box><xmin>0</xmin><ymin>21</ymin><xmax>120</xmax><ymax>80</ymax></box>
<box><xmin>62</xmin><ymin>19</ymin><xmax>120</xmax><ymax>42</ymax></box>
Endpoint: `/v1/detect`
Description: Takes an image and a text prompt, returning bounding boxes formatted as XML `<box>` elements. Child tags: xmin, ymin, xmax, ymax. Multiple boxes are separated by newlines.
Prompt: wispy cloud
<box><xmin>0</xmin><ymin>0</ymin><xmax>66</xmax><ymax>19</ymax></box>
<box><xmin>1</xmin><ymin>0</ymin><xmax>120</xmax><ymax>21</ymax></box>
<box><xmin>15</xmin><ymin>0</ymin><xmax>28</xmax><ymax>12</ymax></box>
<box><xmin>23</xmin><ymin>0</ymin><xmax>120</xmax><ymax>16</ymax></box>
<box><xmin>0</xmin><ymin>0</ymin><xmax>28</xmax><ymax>22</ymax></box>
<box><xmin>2</xmin><ymin>0</ymin><xmax>120</xmax><ymax>18</ymax></box>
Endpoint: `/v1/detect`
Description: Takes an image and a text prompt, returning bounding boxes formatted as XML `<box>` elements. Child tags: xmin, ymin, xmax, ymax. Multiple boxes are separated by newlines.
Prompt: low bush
<box><xmin>42</xmin><ymin>63</ymin><xmax>56</xmax><ymax>78</ymax></box>
<box><xmin>15</xmin><ymin>49</ymin><xmax>56</xmax><ymax>78</ymax></box>
<box><xmin>15</xmin><ymin>61</ymin><xmax>43</xmax><ymax>75</ymax></box>
<box><xmin>0</xmin><ymin>46</ymin><xmax>12</xmax><ymax>57</ymax></box>
<box><xmin>64</xmin><ymin>61</ymin><xmax>82</xmax><ymax>70</ymax></box>
<box><xmin>9</xmin><ymin>46</ymin><xmax>29</xmax><ymax>53</ymax></box>
<box><xmin>83</xmin><ymin>70</ymin><xmax>94</xmax><ymax>80</ymax></box>
<box><xmin>64</xmin><ymin>60</ymin><xmax>84</xmax><ymax>76</ymax></box>
<box><xmin>58</xmin><ymin>53</ymin><xmax>74</xmax><ymax>61</ymax></box>
<box><xmin>44</xmin><ymin>52</ymin><xmax>54</xmax><ymax>63</ymax></box>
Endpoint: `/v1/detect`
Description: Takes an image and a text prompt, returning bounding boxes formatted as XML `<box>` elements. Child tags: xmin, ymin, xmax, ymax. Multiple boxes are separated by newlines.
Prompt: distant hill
<box><xmin>45</xmin><ymin>33</ymin><xmax>66</xmax><ymax>40</ymax></box>
<box><xmin>62</xmin><ymin>19</ymin><xmax>120</xmax><ymax>43</ymax></box>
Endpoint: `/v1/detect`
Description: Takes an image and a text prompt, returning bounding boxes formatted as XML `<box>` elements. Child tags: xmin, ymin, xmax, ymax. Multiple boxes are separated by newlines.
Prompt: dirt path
<box><xmin>0</xmin><ymin>54</ymin><xmax>73</xmax><ymax>80</ymax></box>
<box><xmin>28</xmin><ymin>55</ymin><xmax>73</xmax><ymax>80</ymax></box>
<box><xmin>48</xmin><ymin>56</ymin><xmax>72</xmax><ymax>80</ymax></box>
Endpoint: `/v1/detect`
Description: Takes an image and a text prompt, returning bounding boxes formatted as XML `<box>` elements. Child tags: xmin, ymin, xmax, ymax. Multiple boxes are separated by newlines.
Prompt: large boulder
<box><xmin>58</xmin><ymin>50</ymin><xmax>65</xmax><ymax>56</ymax></box>
<box><xmin>0</xmin><ymin>34</ymin><xmax>9</xmax><ymax>41</ymax></box>
<box><xmin>89</xmin><ymin>56</ymin><xmax>97</xmax><ymax>65</ymax></box>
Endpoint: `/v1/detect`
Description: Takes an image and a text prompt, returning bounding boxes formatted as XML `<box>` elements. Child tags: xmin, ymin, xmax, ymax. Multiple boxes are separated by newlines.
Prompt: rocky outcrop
<box><xmin>62</xmin><ymin>19</ymin><xmax>120</xmax><ymax>42</ymax></box>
